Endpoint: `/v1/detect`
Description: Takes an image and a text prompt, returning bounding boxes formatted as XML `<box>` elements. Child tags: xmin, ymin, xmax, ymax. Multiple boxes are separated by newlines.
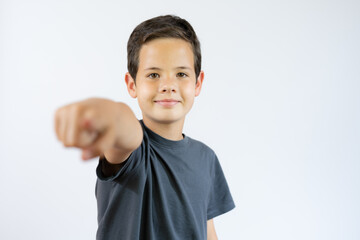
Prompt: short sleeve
<box><xmin>207</xmin><ymin>155</ymin><xmax>235</xmax><ymax>220</ymax></box>
<box><xmin>96</xmin><ymin>121</ymin><xmax>149</xmax><ymax>182</ymax></box>
<box><xmin>96</xmin><ymin>139</ymin><xmax>146</xmax><ymax>182</ymax></box>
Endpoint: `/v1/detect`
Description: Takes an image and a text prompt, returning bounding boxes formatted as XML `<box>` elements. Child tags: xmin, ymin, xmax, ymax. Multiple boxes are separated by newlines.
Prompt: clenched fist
<box><xmin>54</xmin><ymin>98</ymin><xmax>142</xmax><ymax>162</ymax></box>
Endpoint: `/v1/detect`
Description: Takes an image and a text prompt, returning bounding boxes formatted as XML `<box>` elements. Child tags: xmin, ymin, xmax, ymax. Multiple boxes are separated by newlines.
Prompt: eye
<box><xmin>148</xmin><ymin>73</ymin><xmax>160</xmax><ymax>79</ymax></box>
<box><xmin>177</xmin><ymin>72</ymin><xmax>188</xmax><ymax>78</ymax></box>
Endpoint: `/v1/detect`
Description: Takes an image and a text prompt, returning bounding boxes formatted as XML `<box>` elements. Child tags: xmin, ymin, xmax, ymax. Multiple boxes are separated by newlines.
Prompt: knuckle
<box><xmin>70</xmin><ymin>104</ymin><xmax>82</xmax><ymax>114</ymax></box>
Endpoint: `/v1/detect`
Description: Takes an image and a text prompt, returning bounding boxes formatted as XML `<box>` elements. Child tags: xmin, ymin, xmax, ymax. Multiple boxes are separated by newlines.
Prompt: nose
<box><xmin>159</xmin><ymin>75</ymin><xmax>177</xmax><ymax>93</ymax></box>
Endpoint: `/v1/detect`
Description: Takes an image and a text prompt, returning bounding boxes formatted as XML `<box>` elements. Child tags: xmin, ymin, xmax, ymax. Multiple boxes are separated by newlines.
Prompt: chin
<box><xmin>148</xmin><ymin>114</ymin><xmax>185</xmax><ymax>125</ymax></box>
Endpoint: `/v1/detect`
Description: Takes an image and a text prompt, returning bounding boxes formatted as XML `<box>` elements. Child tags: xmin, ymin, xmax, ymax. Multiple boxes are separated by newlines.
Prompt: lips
<box><xmin>154</xmin><ymin>99</ymin><xmax>180</xmax><ymax>107</ymax></box>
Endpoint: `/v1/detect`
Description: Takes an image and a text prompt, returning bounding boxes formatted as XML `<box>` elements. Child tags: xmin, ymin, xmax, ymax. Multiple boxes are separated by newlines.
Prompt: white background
<box><xmin>1</xmin><ymin>0</ymin><xmax>359</xmax><ymax>239</ymax></box>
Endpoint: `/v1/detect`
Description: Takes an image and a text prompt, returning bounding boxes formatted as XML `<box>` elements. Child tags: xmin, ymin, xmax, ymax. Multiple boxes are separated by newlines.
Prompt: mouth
<box><xmin>154</xmin><ymin>99</ymin><xmax>181</xmax><ymax>107</ymax></box>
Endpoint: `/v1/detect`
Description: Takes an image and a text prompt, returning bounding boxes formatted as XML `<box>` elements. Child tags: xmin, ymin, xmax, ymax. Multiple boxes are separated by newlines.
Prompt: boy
<box><xmin>55</xmin><ymin>15</ymin><xmax>234</xmax><ymax>240</ymax></box>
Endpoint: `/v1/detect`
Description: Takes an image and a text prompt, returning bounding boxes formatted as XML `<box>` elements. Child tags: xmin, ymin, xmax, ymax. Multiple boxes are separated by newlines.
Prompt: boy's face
<box><xmin>126</xmin><ymin>38</ymin><xmax>204</xmax><ymax>127</ymax></box>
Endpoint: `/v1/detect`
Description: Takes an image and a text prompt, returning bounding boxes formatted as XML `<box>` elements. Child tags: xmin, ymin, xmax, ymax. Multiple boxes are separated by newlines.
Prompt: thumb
<box><xmin>78</xmin><ymin>130</ymin><xmax>98</xmax><ymax>148</ymax></box>
<box><xmin>81</xmin><ymin>127</ymin><xmax>116</xmax><ymax>160</ymax></box>
<box><xmin>78</xmin><ymin>117</ymin><xmax>101</xmax><ymax>147</ymax></box>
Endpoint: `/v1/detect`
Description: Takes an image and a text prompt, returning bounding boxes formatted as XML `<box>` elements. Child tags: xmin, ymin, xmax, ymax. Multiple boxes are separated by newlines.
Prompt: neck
<box><xmin>142</xmin><ymin>118</ymin><xmax>185</xmax><ymax>141</ymax></box>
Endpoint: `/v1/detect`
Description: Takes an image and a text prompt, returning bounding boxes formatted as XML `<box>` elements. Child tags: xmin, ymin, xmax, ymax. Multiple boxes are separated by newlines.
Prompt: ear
<box><xmin>195</xmin><ymin>71</ymin><xmax>204</xmax><ymax>97</ymax></box>
<box><xmin>125</xmin><ymin>72</ymin><xmax>137</xmax><ymax>98</ymax></box>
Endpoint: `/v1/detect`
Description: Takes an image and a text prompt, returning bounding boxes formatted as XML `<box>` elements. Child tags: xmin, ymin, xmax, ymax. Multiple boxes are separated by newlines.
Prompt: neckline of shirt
<box><xmin>140</xmin><ymin>120</ymin><xmax>190</xmax><ymax>149</ymax></box>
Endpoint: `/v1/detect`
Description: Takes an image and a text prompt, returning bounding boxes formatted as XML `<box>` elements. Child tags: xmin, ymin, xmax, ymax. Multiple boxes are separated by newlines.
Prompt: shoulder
<box><xmin>187</xmin><ymin>136</ymin><xmax>217</xmax><ymax>158</ymax></box>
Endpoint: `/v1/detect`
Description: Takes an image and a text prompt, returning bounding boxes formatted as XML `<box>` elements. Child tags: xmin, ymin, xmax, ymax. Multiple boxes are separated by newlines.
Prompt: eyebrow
<box><xmin>144</xmin><ymin>66</ymin><xmax>192</xmax><ymax>71</ymax></box>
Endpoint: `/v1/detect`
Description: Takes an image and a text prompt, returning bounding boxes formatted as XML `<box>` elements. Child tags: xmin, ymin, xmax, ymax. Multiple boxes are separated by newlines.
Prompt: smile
<box><xmin>154</xmin><ymin>99</ymin><xmax>180</xmax><ymax>107</ymax></box>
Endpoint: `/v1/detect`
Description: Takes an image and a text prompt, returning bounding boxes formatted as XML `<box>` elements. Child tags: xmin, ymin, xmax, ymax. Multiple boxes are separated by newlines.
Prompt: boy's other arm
<box><xmin>207</xmin><ymin>219</ymin><xmax>218</xmax><ymax>240</ymax></box>
<box><xmin>54</xmin><ymin>98</ymin><xmax>142</xmax><ymax>164</ymax></box>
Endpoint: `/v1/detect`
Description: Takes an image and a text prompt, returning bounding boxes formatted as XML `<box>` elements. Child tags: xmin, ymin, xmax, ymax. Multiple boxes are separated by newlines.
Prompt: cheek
<box><xmin>137</xmin><ymin>85</ymin><xmax>156</xmax><ymax>106</ymax></box>
<box><xmin>137</xmin><ymin>83</ymin><xmax>153</xmax><ymax>97</ymax></box>
<box><xmin>182</xmin><ymin>83</ymin><xmax>196</xmax><ymax>98</ymax></box>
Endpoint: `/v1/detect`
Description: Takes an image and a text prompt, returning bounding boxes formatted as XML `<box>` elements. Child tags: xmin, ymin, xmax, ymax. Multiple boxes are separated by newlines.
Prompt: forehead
<box><xmin>138</xmin><ymin>38</ymin><xmax>194</xmax><ymax>70</ymax></box>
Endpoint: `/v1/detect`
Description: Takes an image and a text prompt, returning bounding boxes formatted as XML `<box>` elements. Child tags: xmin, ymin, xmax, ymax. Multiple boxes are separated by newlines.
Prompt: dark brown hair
<box><xmin>127</xmin><ymin>15</ymin><xmax>201</xmax><ymax>81</ymax></box>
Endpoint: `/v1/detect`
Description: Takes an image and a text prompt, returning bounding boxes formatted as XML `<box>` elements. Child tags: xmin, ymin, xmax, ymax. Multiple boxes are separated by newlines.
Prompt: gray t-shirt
<box><xmin>95</xmin><ymin>121</ymin><xmax>235</xmax><ymax>240</ymax></box>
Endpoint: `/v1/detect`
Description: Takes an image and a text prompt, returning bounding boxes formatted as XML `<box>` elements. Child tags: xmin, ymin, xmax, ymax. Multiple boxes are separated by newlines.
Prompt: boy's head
<box><xmin>127</xmin><ymin>15</ymin><xmax>201</xmax><ymax>81</ymax></box>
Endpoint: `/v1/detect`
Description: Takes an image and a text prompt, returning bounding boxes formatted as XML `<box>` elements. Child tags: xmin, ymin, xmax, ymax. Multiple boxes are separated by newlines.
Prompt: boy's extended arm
<box><xmin>54</xmin><ymin>98</ymin><xmax>142</xmax><ymax>164</ymax></box>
